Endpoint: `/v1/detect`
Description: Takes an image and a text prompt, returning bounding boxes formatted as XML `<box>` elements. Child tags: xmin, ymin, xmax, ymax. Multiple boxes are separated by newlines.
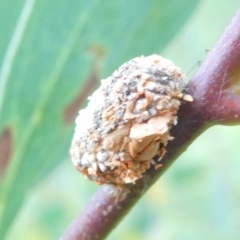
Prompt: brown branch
<box><xmin>60</xmin><ymin>7</ymin><xmax>240</xmax><ymax>240</ymax></box>
<box><xmin>188</xmin><ymin>8</ymin><xmax>240</xmax><ymax>124</ymax></box>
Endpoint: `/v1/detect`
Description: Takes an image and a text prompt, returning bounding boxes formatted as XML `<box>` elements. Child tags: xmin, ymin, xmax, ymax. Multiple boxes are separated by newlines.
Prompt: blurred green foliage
<box><xmin>0</xmin><ymin>0</ymin><xmax>240</xmax><ymax>239</ymax></box>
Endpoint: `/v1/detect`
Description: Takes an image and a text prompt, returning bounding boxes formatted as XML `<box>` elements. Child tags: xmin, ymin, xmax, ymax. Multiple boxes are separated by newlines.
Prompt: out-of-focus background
<box><xmin>1</xmin><ymin>0</ymin><xmax>240</xmax><ymax>239</ymax></box>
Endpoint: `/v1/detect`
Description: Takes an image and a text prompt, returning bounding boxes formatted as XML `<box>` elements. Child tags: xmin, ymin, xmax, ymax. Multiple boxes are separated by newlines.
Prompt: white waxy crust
<box><xmin>70</xmin><ymin>54</ymin><xmax>192</xmax><ymax>185</ymax></box>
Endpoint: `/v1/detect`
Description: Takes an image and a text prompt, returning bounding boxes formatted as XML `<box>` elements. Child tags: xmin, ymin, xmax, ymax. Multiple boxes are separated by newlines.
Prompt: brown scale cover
<box><xmin>70</xmin><ymin>55</ymin><xmax>193</xmax><ymax>185</ymax></box>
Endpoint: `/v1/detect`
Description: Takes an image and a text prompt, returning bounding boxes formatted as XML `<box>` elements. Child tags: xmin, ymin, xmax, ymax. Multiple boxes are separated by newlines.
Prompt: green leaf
<box><xmin>0</xmin><ymin>0</ymin><xmax>200</xmax><ymax>238</ymax></box>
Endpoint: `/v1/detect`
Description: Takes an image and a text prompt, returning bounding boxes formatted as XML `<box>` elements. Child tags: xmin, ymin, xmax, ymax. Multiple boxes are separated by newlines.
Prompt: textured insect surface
<box><xmin>70</xmin><ymin>54</ymin><xmax>193</xmax><ymax>186</ymax></box>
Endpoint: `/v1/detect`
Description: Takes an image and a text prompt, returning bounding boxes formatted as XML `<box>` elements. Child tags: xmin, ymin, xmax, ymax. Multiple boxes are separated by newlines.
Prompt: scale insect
<box><xmin>70</xmin><ymin>55</ymin><xmax>193</xmax><ymax>186</ymax></box>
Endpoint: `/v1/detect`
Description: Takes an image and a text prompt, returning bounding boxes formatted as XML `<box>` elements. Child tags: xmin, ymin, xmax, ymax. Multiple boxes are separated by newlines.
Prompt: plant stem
<box><xmin>189</xmin><ymin>9</ymin><xmax>240</xmax><ymax>125</ymax></box>
<box><xmin>61</xmin><ymin>7</ymin><xmax>240</xmax><ymax>240</ymax></box>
